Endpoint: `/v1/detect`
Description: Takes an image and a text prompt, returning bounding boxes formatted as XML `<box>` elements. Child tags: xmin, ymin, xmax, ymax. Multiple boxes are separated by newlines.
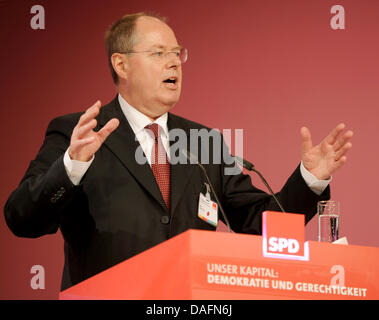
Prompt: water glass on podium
<box><xmin>318</xmin><ymin>200</ymin><xmax>340</xmax><ymax>242</ymax></box>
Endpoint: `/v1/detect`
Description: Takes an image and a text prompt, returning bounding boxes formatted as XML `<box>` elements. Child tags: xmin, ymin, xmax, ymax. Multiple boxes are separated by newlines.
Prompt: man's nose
<box><xmin>165</xmin><ymin>52</ymin><xmax>181</xmax><ymax>68</ymax></box>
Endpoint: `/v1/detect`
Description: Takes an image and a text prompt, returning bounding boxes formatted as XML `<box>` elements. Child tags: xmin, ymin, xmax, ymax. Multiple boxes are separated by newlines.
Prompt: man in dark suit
<box><xmin>4</xmin><ymin>13</ymin><xmax>353</xmax><ymax>290</ymax></box>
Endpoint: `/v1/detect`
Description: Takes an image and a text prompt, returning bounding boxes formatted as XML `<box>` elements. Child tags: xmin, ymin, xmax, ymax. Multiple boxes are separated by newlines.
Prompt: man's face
<box><xmin>123</xmin><ymin>16</ymin><xmax>183</xmax><ymax>119</ymax></box>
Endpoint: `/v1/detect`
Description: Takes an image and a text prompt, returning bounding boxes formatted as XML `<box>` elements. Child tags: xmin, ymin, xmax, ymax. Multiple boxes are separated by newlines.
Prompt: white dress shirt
<box><xmin>117</xmin><ymin>93</ymin><xmax>170</xmax><ymax>165</ymax></box>
<box><xmin>63</xmin><ymin>93</ymin><xmax>331</xmax><ymax>195</ymax></box>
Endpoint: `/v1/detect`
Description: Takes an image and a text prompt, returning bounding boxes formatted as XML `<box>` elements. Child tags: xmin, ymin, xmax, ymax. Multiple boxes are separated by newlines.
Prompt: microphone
<box><xmin>233</xmin><ymin>156</ymin><xmax>285</xmax><ymax>213</ymax></box>
<box><xmin>181</xmin><ymin>149</ymin><xmax>232</xmax><ymax>233</ymax></box>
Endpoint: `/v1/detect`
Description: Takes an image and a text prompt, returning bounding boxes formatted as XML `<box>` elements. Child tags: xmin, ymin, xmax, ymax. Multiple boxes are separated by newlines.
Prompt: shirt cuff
<box><xmin>63</xmin><ymin>149</ymin><xmax>94</xmax><ymax>186</ymax></box>
<box><xmin>300</xmin><ymin>161</ymin><xmax>332</xmax><ymax>196</ymax></box>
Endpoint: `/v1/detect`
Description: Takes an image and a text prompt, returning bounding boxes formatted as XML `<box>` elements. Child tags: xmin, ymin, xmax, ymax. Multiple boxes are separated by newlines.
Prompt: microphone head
<box><xmin>234</xmin><ymin>155</ymin><xmax>254</xmax><ymax>171</ymax></box>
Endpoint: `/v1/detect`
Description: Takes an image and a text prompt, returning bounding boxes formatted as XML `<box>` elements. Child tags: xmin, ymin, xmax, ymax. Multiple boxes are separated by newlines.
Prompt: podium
<box><xmin>59</xmin><ymin>229</ymin><xmax>379</xmax><ymax>300</ymax></box>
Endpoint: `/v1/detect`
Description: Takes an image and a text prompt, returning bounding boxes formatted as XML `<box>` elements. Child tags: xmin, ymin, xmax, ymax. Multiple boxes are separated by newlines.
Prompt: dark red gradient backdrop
<box><xmin>1</xmin><ymin>0</ymin><xmax>378</xmax><ymax>299</ymax></box>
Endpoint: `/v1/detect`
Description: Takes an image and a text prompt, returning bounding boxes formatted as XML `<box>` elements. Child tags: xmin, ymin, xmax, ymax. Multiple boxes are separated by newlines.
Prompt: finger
<box><xmin>333</xmin><ymin>130</ymin><xmax>354</xmax><ymax>152</ymax></box>
<box><xmin>76</xmin><ymin>119</ymin><xmax>97</xmax><ymax>139</ymax></box>
<box><xmin>77</xmin><ymin>101</ymin><xmax>101</xmax><ymax>127</ymax></box>
<box><xmin>68</xmin><ymin>137</ymin><xmax>95</xmax><ymax>157</ymax></box>
<box><xmin>73</xmin><ymin>136</ymin><xmax>95</xmax><ymax>147</ymax></box>
<box><xmin>300</xmin><ymin>127</ymin><xmax>313</xmax><ymax>153</ymax></box>
<box><xmin>331</xmin><ymin>155</ymin><xmax>348</xmax><ymax>173</ymax></box>
<box><xmin>334</xmin><ymin>142</ymin><xmax>352</xmax><ymax>162</ymax></box>
<box><xmin>96</xmin><ymin>118</ymin><xmax>120</xmax><ymax>143</ymax></box>
<box><xmin>325</xmin><ymin>123</ymin><xmax>345</xmax><ymax>145</ymax></box>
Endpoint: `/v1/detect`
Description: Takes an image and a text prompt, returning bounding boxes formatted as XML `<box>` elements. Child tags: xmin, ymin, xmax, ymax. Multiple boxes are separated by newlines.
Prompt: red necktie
<box><xmin>146</xmin><ymin>123</ymin><xmax>171</xmax><ymax>211</ymax></box>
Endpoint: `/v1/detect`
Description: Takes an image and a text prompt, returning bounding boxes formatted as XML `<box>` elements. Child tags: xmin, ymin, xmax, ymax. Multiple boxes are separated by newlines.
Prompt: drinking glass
<box><xmin>318</xmin><ymin>200</ymin><xmax>340</xmax><ymax>242</ymax></box>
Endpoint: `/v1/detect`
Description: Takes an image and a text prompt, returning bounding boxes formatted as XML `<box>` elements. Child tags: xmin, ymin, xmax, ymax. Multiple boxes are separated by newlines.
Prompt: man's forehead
<box><xmin>135</xmin><ymin>16</ymin><xmax>171</xmax><ymax>34</ymax></box>
<box><xmin>134</xmin><ymin>16</ymin><xmax>178</xmax><ymax>48</ymax></box>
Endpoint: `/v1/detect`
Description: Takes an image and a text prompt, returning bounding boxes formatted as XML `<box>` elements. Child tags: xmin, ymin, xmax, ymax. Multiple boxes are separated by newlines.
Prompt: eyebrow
<box><xmin>149</xmin><ymin>44</ymin><xmax>182</xmax><ymax>51</ymax></box>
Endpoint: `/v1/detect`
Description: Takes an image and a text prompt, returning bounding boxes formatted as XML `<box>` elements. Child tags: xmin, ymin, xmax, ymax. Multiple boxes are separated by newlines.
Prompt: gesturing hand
<box><xmin>301</xmin><ymin>123</ymin><xmax>353</xmax><ymax>180</ymax></box>
<box><xmin>68</xmin><ymin>101</ymin><xmax>120</xmax><ymax>162</ymax></box>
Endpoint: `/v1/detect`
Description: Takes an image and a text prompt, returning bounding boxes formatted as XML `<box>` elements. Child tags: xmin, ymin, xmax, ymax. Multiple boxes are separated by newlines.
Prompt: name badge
<box><xmin>198</xmin><ymin>183</ymin><xmax>218</xmax><ymax>227</ymax></box>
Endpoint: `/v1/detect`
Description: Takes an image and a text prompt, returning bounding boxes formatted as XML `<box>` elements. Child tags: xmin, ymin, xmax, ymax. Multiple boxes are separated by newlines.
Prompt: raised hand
<box><xmin>301</xmin><ymin>123</ymin><xmax>353</xmax><ymax>180</ymax></box>
<box><xmin>68</xmin><ymin>101</ymin><xmax>120</xmax><ymax>162</ymax></box>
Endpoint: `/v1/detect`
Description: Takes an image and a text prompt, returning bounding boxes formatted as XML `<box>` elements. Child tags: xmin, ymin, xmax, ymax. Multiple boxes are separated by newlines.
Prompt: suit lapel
<box><xmin>97</xmin><ymin>97</ymin><xmax>168</xmax><ymax>212</ymax></box>
<box><xmin>97</xmin><ymin>98</ymin><xmax>196</xmax><ymax>215</ymax></box>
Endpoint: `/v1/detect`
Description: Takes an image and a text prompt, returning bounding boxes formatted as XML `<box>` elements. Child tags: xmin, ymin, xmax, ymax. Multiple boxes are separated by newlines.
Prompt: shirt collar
<box><xmin>118</xmin><ymin>93</ymin><xmax>168</xmax><ymax>138</ymax></box>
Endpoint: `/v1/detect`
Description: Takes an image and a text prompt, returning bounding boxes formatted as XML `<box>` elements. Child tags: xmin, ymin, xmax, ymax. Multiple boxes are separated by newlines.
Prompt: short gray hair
<box><xmin>104</xmin><ymin>12</ymin><xmax>167</xmax><ymax>84</ymax></box>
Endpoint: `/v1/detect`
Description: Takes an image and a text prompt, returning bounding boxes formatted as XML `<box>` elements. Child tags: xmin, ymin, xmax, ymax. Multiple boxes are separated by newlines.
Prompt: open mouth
<box><xmin>163</xmin><ymin>77</ymin><xmax>177</xmax><ymax>85</ymax></box>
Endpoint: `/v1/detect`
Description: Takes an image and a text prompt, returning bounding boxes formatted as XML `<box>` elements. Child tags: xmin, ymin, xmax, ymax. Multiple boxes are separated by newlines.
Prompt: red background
<box><xmin>1</xmin><ymin>0</ymin><xmax>378</xmax><ymax>299</ymax></box>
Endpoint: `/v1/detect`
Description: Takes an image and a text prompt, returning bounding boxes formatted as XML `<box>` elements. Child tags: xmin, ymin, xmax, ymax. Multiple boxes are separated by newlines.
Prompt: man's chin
<box><xmin>146</xmin><ymin>102</ymin><xmax>176</xmax><ymax>120</ymax></box>
<box><xmin>158</xmin><ymin>102</ymin><xmax>176</xmax><ymax>115</ymax></box>
<box><xmin>159</xmin><ymin>94</ymin><xmax>180</xmax><ymax>111</ymax></box>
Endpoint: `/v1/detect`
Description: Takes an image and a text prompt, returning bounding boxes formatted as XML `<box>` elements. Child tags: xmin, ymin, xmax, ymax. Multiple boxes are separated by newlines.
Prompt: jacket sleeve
<box><xmin>4</xmin><ymin>115</ymin><xmax>80</xmax><ymax>238</ymax></box>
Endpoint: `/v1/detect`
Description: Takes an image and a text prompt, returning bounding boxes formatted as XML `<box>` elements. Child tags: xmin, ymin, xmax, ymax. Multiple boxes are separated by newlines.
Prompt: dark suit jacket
<box><xmin>4</xmin><ymin>96</ymin><xmax>329</xmax><ymax>290</ymax></box>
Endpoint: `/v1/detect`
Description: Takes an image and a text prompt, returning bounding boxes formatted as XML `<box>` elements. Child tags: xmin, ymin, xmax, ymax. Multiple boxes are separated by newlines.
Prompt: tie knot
<box><xmin>146</xmin><ymin>123</ymin><xmax>160</xmax><ymax>139</ymax></box>
<box><xmin>145</xmin><ymin>123</ymin><xmax>159</xmax><ymax>139</ymax></box>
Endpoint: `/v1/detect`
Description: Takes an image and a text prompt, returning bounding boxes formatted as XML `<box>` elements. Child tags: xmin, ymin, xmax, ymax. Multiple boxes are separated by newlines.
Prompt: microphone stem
<box><xmin>251</xmin><ymin>168</ymin><xmax>285</xmax><ymax>213</ymax></box>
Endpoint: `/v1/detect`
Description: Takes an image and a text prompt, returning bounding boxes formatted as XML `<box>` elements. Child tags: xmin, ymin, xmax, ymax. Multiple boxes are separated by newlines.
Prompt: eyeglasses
<box><xmin>121</xmin><ymin>47</ymin><xmax>188</xmax><ymax>64</ymax></box>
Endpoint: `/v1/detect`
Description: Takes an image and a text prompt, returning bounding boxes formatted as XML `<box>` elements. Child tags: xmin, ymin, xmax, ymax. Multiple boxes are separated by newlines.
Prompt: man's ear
<box><xmin>111</xmin><ymin>53</ymin><xmax>128</xmax><ymax>82</ymax></box>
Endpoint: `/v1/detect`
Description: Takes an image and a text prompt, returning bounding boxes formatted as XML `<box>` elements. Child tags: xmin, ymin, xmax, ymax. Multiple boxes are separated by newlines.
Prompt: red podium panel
<box><xmin>59</xmin><ymin>229</ymin><xmax>379</xmax><ymax>300</ymax></box>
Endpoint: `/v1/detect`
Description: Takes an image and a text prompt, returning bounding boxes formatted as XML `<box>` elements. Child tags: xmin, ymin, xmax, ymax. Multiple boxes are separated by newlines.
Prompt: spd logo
<box><xmin>262</xmin><ymin>211</ymin><xmax>309</xmax><ymax>261</ymax></box>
